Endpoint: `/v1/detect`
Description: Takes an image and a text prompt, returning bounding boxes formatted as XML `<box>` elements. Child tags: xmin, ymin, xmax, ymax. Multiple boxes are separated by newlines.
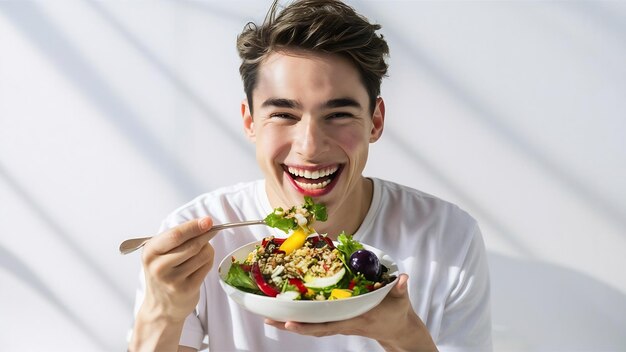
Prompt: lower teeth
<box><xmin>295</xmin><ymin>179</ymin><xmax>331</xmax><ymax>190</ymax></box>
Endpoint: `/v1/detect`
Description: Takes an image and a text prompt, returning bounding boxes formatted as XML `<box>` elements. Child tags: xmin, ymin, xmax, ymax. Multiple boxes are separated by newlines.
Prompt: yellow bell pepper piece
<box><xmin>279</xmin><ymin>228</ymin><xmax>308</xmax><ymax>254</ymax></box>
<box><xmin>329</xmin><ymin>289</ymin><xmax>353</xmax><ymax>300</ymax></box>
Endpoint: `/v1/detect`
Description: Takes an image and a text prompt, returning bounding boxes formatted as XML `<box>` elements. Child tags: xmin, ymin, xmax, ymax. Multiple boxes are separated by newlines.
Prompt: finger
<box><xmin>264</xmin><ymin>319</ymin><xmax>287</xmax><ymax>331</ymax></box>
<box><xmin>282</xmin><ymin>321</ymin><xmax>348</xmax><ymax>337</ymax></box>
<box><xmin>281</xmin><ymin>315</ymin><xmax>366</xmax><ymax>336</ymax></box>
<box><xmin>186</xmin><ymin>256</ymin><xmax>213</xmax><ymax>288</ymax></box>
<box><xmin>144</xmin><ymin>229</ymin><xmax>213</xmax><ymax>272</ymax></box>
<box><xmin>265</xmin><ymin>319</ymin><xmax>338</xmax><ymax>337</ymax></box>
<box><xmin>148</xmin><ymin>217</ymin><xmax>213</xmax><ymax>255</ymax></box>
<box><xmin>387</xmin><ymin>273</ymin><xmax>409</xmax><ymax>298</ymax></box>
<box><xmin>163</xmin><ymin>231</ymin><xmax>215</xmax><ymax>267</ymax></box>
<box><xmin>174</xmin><ymin>242</ymin><xmax>215</xmax><ymax>278</ymax></box>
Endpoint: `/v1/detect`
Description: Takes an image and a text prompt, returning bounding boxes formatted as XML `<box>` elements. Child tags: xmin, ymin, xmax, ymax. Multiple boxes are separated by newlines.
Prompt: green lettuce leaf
<box><xmin>264</xmin><ymin>211</ymin><xmax>298</xmax><ymax>233</ymax></box>
<box><xmin>336</xmin><ymin>232</ymin><xmax>363</xmax><ymax>259</ymax></box>
<box><xmin>336</xmin><ymin>232</ymin><xmax>364</xmax><ymax>276</ymax></box>
<box><xmin>304</xmin><ymin>196</ymin><xmax>328</xmax><ymax>222</ymax></box>
<box><xmin>225</xmin><ymin>263</ymin><xmax>260</xmax><ymax>293</ymax></box>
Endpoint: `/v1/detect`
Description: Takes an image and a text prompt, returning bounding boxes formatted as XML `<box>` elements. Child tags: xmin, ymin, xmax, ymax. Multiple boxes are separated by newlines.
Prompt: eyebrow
<box><xmin>260</xmin><ymin>97</ymin><xmax>362</xmax><ymax>110</ymax></box>
<box><xmin>261</xmin><ymin>98</ymin><xmax>301</xmax><ymax>109</ymax></box>
<box><xmin>324</xmin><ymin>98</ymin><xmax>362</xmax><ymax>109</ymax></box>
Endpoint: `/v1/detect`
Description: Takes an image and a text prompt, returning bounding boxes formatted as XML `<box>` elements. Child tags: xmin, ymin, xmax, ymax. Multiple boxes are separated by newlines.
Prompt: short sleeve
<box><xmin>179</xmin><ymin>311</ymin><xmax>207</xmax><ymax>350</ymax></box>
<box><xmin>179</xmin><ymin>276</ymin><xmax>209</xmax><ymax>350</ymax></box>
<box><xmin>437</xmin><ymin>223</ymin><xmax>493</xmax><ymax>352</ymax></box>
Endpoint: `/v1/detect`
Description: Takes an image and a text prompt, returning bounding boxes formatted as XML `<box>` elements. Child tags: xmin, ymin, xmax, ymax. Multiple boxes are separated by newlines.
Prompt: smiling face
<box><xmin>242</xmin><ymin>49</ymin><xmax>384</xmax><ymax>235</ymax></box>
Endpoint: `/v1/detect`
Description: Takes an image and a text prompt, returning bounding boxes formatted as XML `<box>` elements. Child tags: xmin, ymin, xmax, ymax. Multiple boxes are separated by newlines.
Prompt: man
<box><xmin>129</xmin><ymin>1</ymin><xmax>492</xmax><ymax>351</ymax></box>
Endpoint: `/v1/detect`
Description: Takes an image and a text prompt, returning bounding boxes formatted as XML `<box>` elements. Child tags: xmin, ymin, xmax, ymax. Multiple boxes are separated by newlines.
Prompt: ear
<box><xmin>241</xmin><ymin>99</ymin><xmax>256</xmax><ymax>142</ymax></box>
<box><xmin>369</xmin><ymin>97</ymin><xmax>385</xmax><ymax>143</ymax></box>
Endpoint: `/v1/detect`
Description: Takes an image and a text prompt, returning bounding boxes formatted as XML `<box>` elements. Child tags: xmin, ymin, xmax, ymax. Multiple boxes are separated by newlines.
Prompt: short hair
<box><xmin>236</xmin><ymin>0</ymin><xmax>389</xmax><ymax>114</ymax></box>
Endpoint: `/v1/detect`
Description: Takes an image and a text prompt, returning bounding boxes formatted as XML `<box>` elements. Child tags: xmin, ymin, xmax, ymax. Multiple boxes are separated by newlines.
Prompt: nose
<box><xmin>294</xmin><ymin>116</ymin><xmax>329</xmax><ymax>159</ymax></box>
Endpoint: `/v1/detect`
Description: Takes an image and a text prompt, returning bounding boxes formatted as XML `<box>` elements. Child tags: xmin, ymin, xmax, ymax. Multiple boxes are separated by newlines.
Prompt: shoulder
<box><xmin>373</xmin><ymin>178</ymin><xmax>477</xmax><ymax>229</ymax></box>
<box><xmin>367</xmin><ymin>181</ymin><xmax>491</xmax><ymax>347</ymax></box>
<box><xmin>364</xmin><ymin>178</ymin><xmax>481</xmax><ymax>261</ymax></box>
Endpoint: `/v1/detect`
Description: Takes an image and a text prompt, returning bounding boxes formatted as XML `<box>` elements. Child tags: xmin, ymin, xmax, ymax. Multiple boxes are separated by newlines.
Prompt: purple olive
<box><xmin>349</xmin><ymin>249</ymin><xmax>381</xmax><ymax>281</ymax></box>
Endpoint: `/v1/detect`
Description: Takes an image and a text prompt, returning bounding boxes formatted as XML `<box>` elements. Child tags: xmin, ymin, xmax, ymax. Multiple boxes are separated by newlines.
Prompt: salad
<box><xmin>224</xmin><ymin>197</ymin><xmax>396</xmax><ymax>301</ymax></box>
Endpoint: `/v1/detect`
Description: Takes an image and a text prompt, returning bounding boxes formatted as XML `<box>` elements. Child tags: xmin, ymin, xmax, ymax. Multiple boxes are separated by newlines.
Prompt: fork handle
<box><xmin>119</xmin><ymin>219</ymin><xmax>266</xmax><ymax>255</ymax></box>
<box><xmin>119</xmin><ymin>237</ymin><xmax>152</xmax><ymax>255</ymax></box>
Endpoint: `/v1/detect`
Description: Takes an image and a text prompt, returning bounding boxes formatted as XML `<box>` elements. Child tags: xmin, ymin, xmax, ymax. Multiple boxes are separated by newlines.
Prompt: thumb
<box><xmin>388</xmin><ymin>273</ymin><xmax>409</xmax><ymax>298</ymax></box>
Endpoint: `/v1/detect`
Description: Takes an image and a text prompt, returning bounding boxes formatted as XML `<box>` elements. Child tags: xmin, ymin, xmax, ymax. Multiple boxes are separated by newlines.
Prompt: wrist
<box><xmin>129</xmin><ymin>303</ymin><xmax>187</xmax><ymax>352</ymax></box>
<box><xmin>141</xmin><ymin>293</ymin><xmax>191</xmax><ymax>324</ymax></box>
<box><xmin>377</xmin><ymin>312</ymin><xmax>438</xmax><ymax>352</ymax></box>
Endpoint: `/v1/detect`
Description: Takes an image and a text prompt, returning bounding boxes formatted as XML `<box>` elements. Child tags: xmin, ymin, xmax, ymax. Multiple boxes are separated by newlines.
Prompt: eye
<box><xmin>269</xmin><ymin>112</ymin><xmax>297</xmax><ymax>120</ymax></box>
<box><xmin>326</xmin><ymin>112</ymin><xmax>354</xmax><ymax>120</ymax></box>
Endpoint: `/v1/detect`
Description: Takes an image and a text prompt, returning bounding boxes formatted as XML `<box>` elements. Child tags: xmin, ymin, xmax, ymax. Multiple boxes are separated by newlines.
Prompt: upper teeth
<box><xmin>287</xmin><ymin>166</ymin><xmax>338</xmax><ymax>180</ymax></box>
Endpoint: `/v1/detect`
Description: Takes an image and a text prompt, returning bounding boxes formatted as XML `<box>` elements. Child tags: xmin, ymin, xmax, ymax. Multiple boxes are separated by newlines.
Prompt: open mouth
<box><xmin>284</xmin><ymin>165</ymin><xmax>341</xmax><ymax>192</ymax></box>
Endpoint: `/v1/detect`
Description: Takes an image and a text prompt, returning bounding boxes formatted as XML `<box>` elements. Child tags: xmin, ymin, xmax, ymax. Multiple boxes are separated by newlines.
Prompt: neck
<box><xmin>315</xmin><ymin>177</ymin><xmax>373</xmax><ymax>240</ymax></box>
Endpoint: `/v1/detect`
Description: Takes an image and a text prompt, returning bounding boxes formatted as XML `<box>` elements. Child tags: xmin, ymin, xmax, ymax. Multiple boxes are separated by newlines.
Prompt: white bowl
<box><xmin>218</xmin><ymin>240</ymin><xmax>398</xmax><ymax>323</ymax></box>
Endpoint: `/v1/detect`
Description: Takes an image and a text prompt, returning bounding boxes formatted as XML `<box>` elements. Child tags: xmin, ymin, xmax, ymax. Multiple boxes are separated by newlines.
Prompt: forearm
<box><xmin>377</xmin><ymin>312</ymin><xmax>438</xmax><ymax>352</ymax></box>
<box><xmin>129</xmin><ymin>305</ymin><xmax>186</xmax><ymax>352</ymax></box>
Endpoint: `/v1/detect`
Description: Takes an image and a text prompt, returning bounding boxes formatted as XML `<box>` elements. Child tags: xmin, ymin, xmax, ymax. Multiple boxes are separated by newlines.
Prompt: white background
<box><xmin>1</xmin><ymin>1</ymin><xmax>625</xmax><ymax>351</ymax></box>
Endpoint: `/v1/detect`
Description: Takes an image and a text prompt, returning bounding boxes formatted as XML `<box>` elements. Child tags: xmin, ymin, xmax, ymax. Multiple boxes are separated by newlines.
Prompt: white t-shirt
<box><xmin>133</xmin><ymin>178</ymin><xmax>492</xmax><ymax>351</ymax></box>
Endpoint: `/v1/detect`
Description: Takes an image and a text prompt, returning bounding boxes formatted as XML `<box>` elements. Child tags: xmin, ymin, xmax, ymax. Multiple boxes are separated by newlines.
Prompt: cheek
<box><xmin>256</xmin><ymin>128</ymin><xmax>289</xmax><ymax>160</ymax></box>
<box><xmin>333</xmin><ymin>128</ymin><xmax>370</xmax><ymax>154</ymax></box>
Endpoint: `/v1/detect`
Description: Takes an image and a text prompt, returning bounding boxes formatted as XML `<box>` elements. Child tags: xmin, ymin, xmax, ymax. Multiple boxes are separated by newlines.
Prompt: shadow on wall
<box><xmin>0</xmin><ymin>245</ymin><xmax>112</xmax><ymax>351</ymax></box>
<box><xmin>489</xmin><ymin>253</ymin><xmax>626</xmax><ymax>351</ymax></box>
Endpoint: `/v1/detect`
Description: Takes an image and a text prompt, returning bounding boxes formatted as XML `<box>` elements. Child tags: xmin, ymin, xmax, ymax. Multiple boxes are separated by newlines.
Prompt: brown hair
<box><xmin>236</xmin><ymin>0</ymin><xmax>389</xmax><ymax>114</ymax></box>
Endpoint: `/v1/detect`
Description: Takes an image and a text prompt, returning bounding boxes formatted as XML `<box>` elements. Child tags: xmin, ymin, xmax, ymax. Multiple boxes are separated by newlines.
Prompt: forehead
<box><xmin>253</xmin><ymin>49</ymin><xmax>368</xmax><ymax>108</ymax></box>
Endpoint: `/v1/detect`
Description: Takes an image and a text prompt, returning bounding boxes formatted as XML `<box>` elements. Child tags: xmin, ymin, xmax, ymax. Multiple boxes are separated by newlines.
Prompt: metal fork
<box><xmin>118</xmin><ymin>219</ymin><xmax>266</xmax><ymax>255</ymax></box>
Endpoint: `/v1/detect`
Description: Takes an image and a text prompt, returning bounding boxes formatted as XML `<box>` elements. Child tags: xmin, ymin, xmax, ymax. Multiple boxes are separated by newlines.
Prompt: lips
<box><xmin>284</xmin><ymin>165</ymin><xmax>341</xmax><ymax>194</ymax></box>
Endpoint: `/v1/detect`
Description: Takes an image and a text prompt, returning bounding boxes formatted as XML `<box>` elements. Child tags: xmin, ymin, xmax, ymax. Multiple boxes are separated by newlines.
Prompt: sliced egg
<box><xmin>303</xmin><ymin>267</ymin><xmax>346</xmax><ymax>289</ymax></box>
<box><xmin>276</xmin><ymin>290</ymin><xmax>301</xmax><ymax>301</ymax></box>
